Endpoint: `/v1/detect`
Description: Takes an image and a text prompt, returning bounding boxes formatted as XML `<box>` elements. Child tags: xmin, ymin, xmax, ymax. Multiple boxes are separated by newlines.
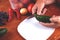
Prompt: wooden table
<box><xmin>0</xmin><ymin>0</ymin><xmax>60</xmax><ymax>40</ymax></box>
<box><xmin>0</xmin><ymin>0</ymin><xmax>26</xmax><ymax>40</ymax></box>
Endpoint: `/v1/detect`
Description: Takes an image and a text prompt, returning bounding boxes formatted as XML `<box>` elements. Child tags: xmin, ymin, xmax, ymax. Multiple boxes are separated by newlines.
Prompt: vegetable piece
<box><xmin>8</xmin><ymin>8</ymin><xmax>13</xmax><ymax>21</ymax></box>
<box><xmin>14</xmin><ymin>9</ymin><xmax>21</xmax><ymax>20</ymax></box>
<box><xmin>0</xmin><ymin>11</ymin><xmax>8</xmax><ymax>26</ymax></box>
<box><xmin>0</xmin><ymin>22</ymin><xmax>5</xmax><ymax>26</ymax></box>
<box><xmin>20</xmin><ymin>8</ymin><xmax>28</xmax><ymax>15</ymax></box>
<box><xmin>34</xmin><ymin>13</ymin><xmax>51</xmax><ymax>23</ymax></box>
<box><xmin>0</xmin><ymin>28</ymin><xmax>7</xmax><ymax>37</ymax></box>
<box><xmin>27</xmin><ymin>3</ymin><xmax>34</xmax><ymax>13</ymax></box>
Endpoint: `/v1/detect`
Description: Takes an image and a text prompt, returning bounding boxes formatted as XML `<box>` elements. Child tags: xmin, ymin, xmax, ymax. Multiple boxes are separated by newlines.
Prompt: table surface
<box><xmin>0</xmin><ymin>0</ymin><xmax>60</xmax><ymax>40</ymax></box>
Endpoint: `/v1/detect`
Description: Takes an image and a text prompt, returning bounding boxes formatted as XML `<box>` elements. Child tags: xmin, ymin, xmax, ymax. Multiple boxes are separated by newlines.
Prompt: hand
<box><xmin>39</xmin><ymin>15</ymin><xmax>60</xmax><ymax>28</ymax></box>
<box><xmin>50</xmin><ymin>15</ymin><xmax>60</xmax><ymax>24</ymax></box>
<box><xmin>32</xmin><ymin>0</ymin><xmax>46</xmax><ymax>15</ymax></box>
<box><xmin>32</xmin><ymin>0</ymin><xmax>55</xmax><ymax>15</ymax></box>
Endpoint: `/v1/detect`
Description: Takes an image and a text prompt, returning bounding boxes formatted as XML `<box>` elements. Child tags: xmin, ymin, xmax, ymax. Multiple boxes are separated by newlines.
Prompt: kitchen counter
<box><xmin>0</xmin><ymin>0</ymin><xmax>60</xmax><ymax>40</ymax></box>
<box><xmin>0</xmin><ymin>0</ymin><xmax>26</xmax><ymax>40</ymax></box>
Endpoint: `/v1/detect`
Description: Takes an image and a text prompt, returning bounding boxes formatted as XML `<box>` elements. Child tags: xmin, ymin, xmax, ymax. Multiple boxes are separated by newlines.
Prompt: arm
<box><xmin>9</xmin><ymin>0</ymin><xmax>18</xmax><ymax>9</ymax></box>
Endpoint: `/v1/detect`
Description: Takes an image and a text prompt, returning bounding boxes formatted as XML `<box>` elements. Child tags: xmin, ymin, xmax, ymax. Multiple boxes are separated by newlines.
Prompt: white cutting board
<box><xmin>17</xmin><ymin>17</ymin><xmax>55</xmax><ymax>40</ymax></box>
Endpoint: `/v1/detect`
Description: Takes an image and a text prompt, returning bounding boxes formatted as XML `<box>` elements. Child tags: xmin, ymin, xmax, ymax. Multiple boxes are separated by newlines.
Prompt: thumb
<box><xmin>50</xmin><ymin>15</ymin><xmax>56</xmax><ymax>22</ymax></box>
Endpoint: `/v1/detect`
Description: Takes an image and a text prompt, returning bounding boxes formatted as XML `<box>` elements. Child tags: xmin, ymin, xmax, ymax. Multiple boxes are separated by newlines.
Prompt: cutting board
<box><xmin>17</xmin><ymin>17</ymin><xmax>55</xmax><ymax>40</ymax></box>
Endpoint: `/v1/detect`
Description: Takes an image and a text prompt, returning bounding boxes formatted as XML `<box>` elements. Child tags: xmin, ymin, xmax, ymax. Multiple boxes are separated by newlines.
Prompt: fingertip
<box><xmin>50</xmin><ymin>18</ymin><xmax>53</xmax><ymax>22</ymax></box>
<box><xmin>37</xmin><ymin>13</ymin><xmax>40</xmax><ymax>15</ymax></box>
<box><xmin>50</xmin><ymin>17</ymin><xmax>52</xmax><ymax>20</ymax></box>
<box><xmin>37</xmin><ymin>11</ymin><xmax>41</xmax><ymax>15</ymax></box>
<box><xmin>39</xmin><ymin>22</ymin><xmax>43</xmax><ymax>23</ymax></box>
<box><xmin>52</xmin><ymin>15</ymin><xmax>56</xmax><ymax>17</ymax></box>
<box><xmin>32</xmin><ymin>11</ymin><xmax>34</xmax><ymax>14</ymax></box>
<box><xmin>39</xmin><ymin>22</ymin><xmax>45</xmax><ymax>24</ymax></box>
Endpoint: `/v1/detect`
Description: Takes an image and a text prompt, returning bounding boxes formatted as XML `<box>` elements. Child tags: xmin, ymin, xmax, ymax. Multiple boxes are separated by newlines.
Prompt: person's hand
<box><xmin>32</xmin><ymin>0</ymin><xmax>46</xmax><ymax>15</ymax></box>
<box><xmin>39</xmin><ymin>15</ymin><xmax>60</xmax><ymax>28</ymax></box>
<box><xmin>9</xmin><ymin>0</ymin><xmax>23</xmax><ymax>10</ymax></box>
<box><xmin>32</xmin><ymin>0</ymin><xmax>55</xmax><ymax>15</ymax></box>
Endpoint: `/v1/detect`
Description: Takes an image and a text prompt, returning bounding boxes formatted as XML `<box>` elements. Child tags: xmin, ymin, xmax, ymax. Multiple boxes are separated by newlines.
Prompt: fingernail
<box><xmin>37</xmin><ymin>12</ymin><xmax>41</xmax><ymax>15</ymax></box>
<box><xmin>52</xmin><ymin>15</ymin><xmax>56</xmax><ymax>17</ymax></box>
<box><xmin>38</xmin><ymin>13</ymin><xmax>40</xmax><ymax>15</ymax></box>
<box><xmin>32</xmin><ymin>11</ymin><xmax>34</xmax><ymax>14</ymax></box>
<box><xmin>50</xmin><ymin>18</ymin><xmax>52</xmax><ymax>21</ymax></box>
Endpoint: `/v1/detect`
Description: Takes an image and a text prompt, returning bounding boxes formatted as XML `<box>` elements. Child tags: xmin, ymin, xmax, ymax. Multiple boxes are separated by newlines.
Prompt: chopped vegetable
<box><xmin>14</xmin><ymin>9</ymin><xmax>21</xmax><ymax>20</ymax></box>
<box><xmin>0</xmin><ymin>11</ymin><xmax>8</xmax><ymax>26</ymax></box>
<box><xmin>8</xmin><ymin>8</ymin><xmax>13</xmax><ymax>21</ymax></box>
<box><xmin>0</xmin><ymin>28</ymin><xmax>7</xmax><ymax>37</ymax></box>
<box><xmin>34</xmin><ymin>13</ymin><xmax>51</xmax><ymax>23</ymax></box>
